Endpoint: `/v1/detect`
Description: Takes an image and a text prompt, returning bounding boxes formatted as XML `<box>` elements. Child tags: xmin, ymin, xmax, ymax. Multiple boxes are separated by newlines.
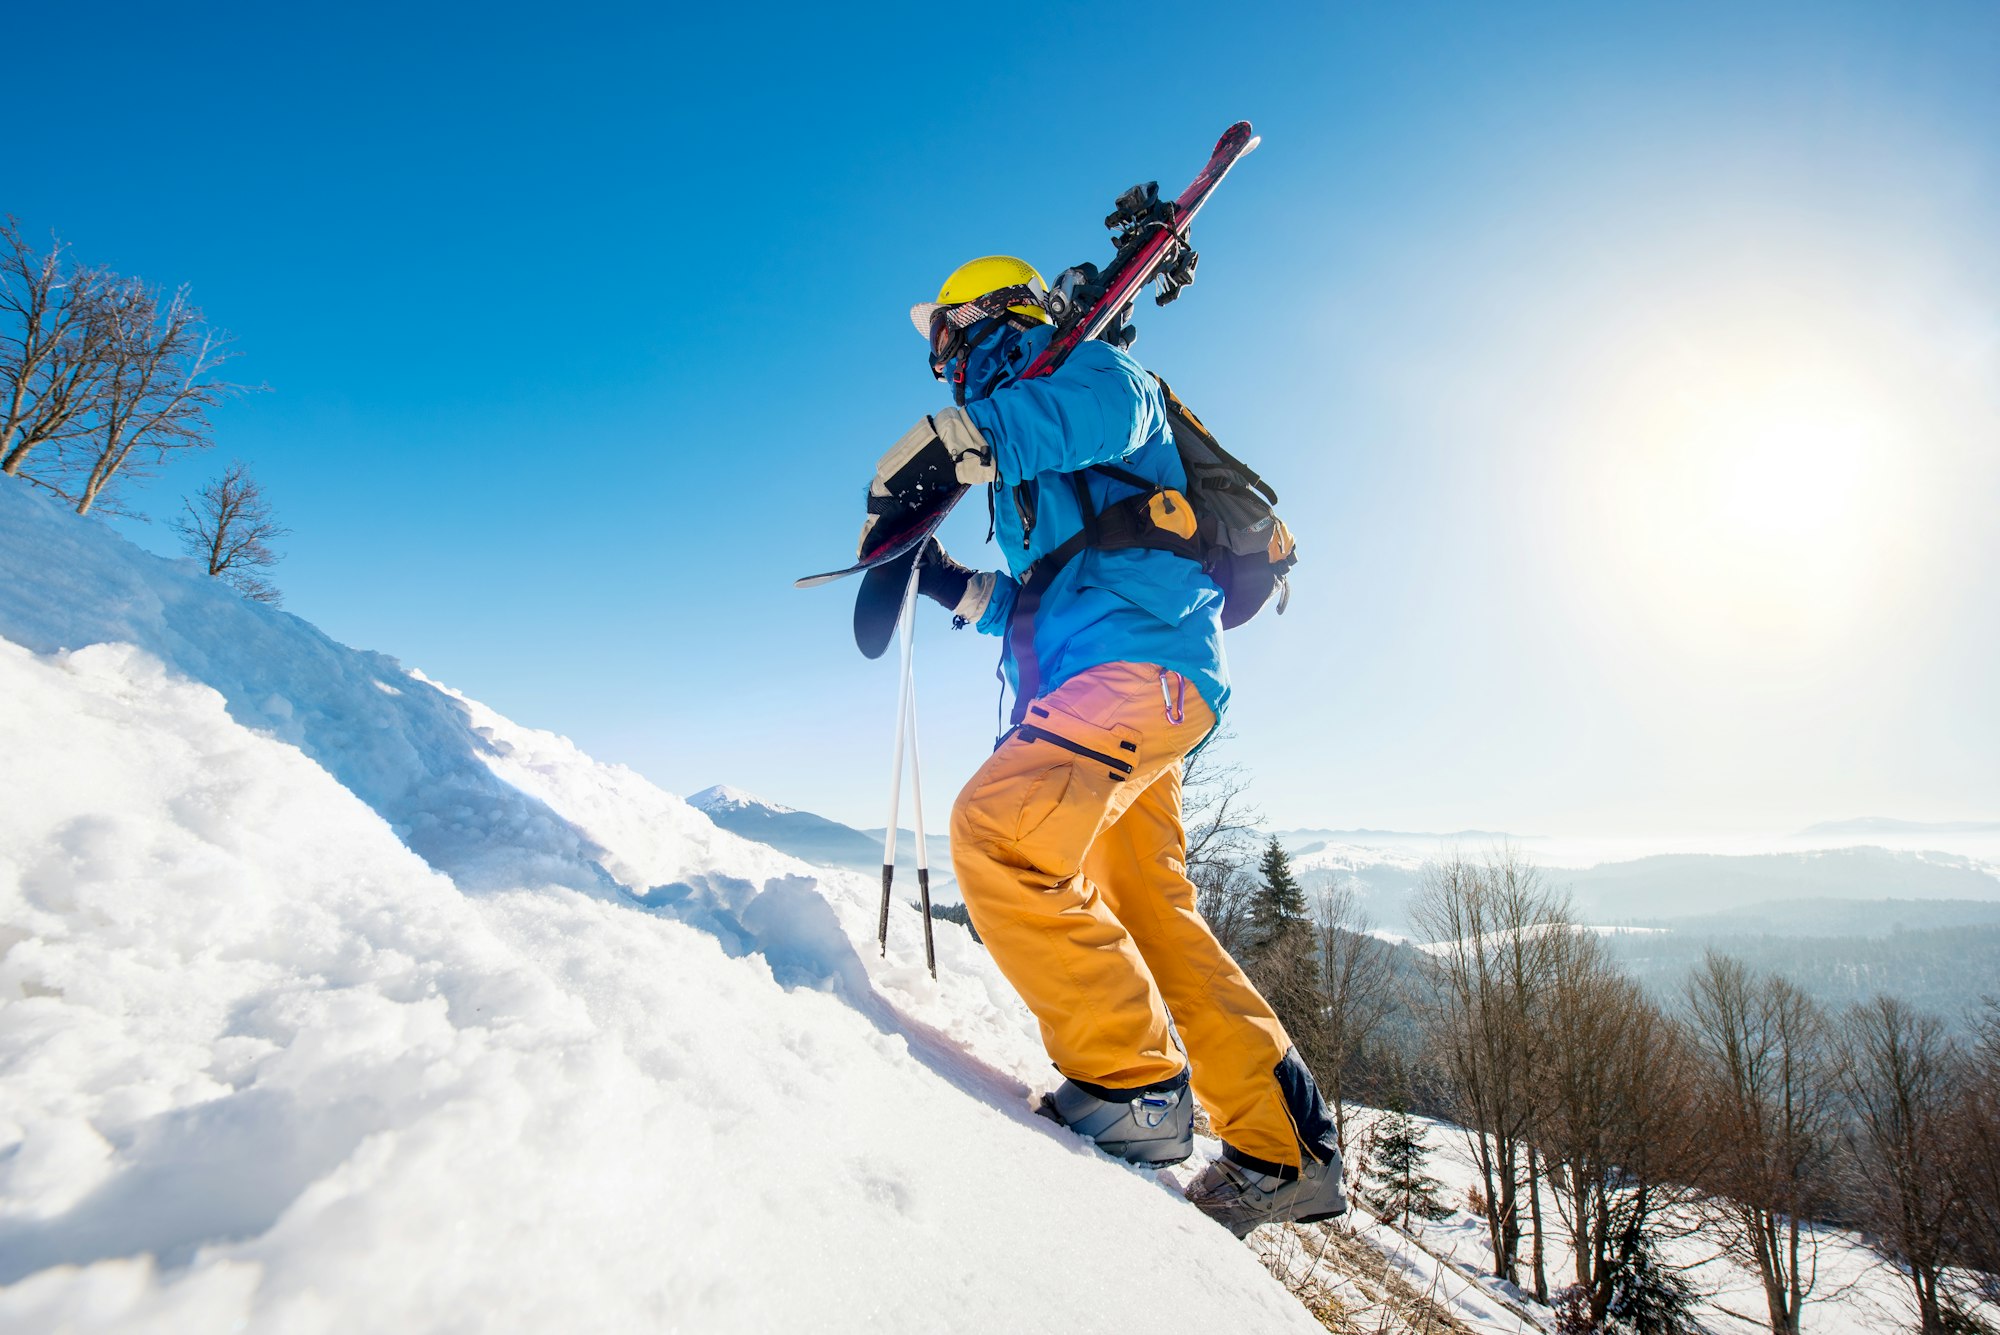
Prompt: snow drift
<box><xmin>0</xmin><ymin>480</ymin><xmax>1318</xmax><ymax>1333</ymax></box>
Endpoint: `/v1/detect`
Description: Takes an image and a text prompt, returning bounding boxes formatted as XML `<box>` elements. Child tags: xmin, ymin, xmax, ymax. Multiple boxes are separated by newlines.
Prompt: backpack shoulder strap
<box><xmin>1092</xmin><ymin>461</ymin><xmax>1155</xmax><ymax>493</ymax></box>
<box><xmin>1152</xmin><ymin>373</ymin><xmax>1280</xmax><ymax>505</ymax></box>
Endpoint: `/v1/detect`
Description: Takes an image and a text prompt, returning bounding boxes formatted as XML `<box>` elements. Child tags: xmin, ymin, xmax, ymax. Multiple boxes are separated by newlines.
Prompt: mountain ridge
<box><xmin>1800</xmin><ymin>816</ymin><xmax>2000</xmax><ymax>836</ymax></box>
<box><xmin>689</xmin><ymin>782</ymin><xmax>958</xmax><ymax>897</ymax></box>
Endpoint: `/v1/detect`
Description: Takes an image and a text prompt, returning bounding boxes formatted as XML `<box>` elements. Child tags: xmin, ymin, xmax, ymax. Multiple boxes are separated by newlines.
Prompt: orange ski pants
<box><xmin>949</xmin><ymin>661</ymin><xmax>1305</xmax><ymax>1169</ymax></box>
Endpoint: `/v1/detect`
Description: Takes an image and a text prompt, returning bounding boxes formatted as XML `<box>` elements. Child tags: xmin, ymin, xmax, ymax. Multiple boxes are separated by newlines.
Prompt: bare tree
<box><xmin>1410</xmin><ymin>847</ymin><xmax>1570</xmax><ymax>1288</ymax></box>
<box><xmin>68</xmin><ymin>280</ymin><xmax>248</xmax><ymax>516</ymax></box>
<box><xmin>1193</xmin><ymin>858</ymin><xmax>1260</xmax><ymax>958</ymax></box>
<box><xmin>1182</xmin><ymin>734</ymin><xmax>1263</xmax><ymax>955</ymax></box>
<box><xmin>1312</xmin><ymin>883</ymin><xmax>1395</xmax><ymax>1154</ymax></box>
<box><xmin>1182</xmin><ymin>731</ymin><xmax>1259</xmax><ymax>870</ymax></box>
<box><xmin>1955</xmin><ymin>999</ymin><xmax>2000</xmax><ymax>1303</ymax></box>
<box><xmin>173</xmin><ymin>461</ymin><xmax>289</xmax><ymax>604</ymax></box>
<box><xmin>1684</xmin><ymin>953</ymin><xmax>1838</xmax><ymax>1335</ymax></box>
<box><xmin>0</xmin><ymin>218</ymin><xmax>114</xmax><ymax>483</ymax></box>
<box><xmin>1535</xmin><ymin>930</ymin><xmax>1708</xmax><ymax>1328</ymax></box>
<box><xmin>1838</xmin><ymin>996</ymin><xmax>1966</xmax><ymax>1335</ymax></box>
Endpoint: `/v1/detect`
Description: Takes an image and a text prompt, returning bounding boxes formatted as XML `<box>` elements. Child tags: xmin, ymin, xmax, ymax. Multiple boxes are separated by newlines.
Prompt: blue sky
<box><xmin>10</xmin><ymin>1</ymin><xmax>1998</xmax><ymax>834</ymax></box>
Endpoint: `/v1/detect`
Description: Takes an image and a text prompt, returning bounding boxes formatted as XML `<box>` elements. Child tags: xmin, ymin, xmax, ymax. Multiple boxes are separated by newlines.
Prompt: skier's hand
<box><xmin>914</xmin><ymin>537</ymin><xmax>995</xmax><ymax>624</ymax></box>
<box><xmin>857</xmin><ymin>409</ymin><xmax>997</xmax><ymax>556</ymax></box>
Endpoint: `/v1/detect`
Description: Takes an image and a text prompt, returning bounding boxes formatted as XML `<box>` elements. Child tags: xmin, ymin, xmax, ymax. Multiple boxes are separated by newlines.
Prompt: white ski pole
<box><xmin>876</xmin><ymin>558</ymin><xmax>924</xmax><ymax>956</ymax></box>
<box><xmin>903</xmin><ymin>626</ymin><xmax>938</xmax><ymax>979</ymax></box>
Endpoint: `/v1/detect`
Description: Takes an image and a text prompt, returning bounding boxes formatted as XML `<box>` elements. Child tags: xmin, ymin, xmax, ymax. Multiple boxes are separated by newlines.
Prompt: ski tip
<box><xmin>1219</xmin><ymin>120</ymin><xmax>1260</xmax><ymax>156</ymax></box>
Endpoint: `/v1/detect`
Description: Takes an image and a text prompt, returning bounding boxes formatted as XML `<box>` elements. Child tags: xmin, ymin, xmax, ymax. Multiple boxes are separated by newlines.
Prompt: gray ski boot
<box><xmin>1038</xmin><ymin>1071</ymin><xmax>1194</xmax><ymax>1167</ymax></box>
<box><xmin>1186</xmin><ymin>1147</ymin><xmax>1348</xmax><ymax>1237</ymax></box>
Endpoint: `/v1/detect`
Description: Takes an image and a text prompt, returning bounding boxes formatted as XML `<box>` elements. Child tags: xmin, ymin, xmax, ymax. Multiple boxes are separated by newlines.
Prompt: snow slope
<box><xmin>0</xmin><ymin>481</ymin><xmax>1318</xmax><ymax>1334</ymax></box>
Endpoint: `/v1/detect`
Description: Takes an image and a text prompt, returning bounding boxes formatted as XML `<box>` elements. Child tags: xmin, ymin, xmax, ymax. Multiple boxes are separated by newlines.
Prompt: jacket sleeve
<box><xmin>961</xmin><ymin>341</ymin><xmax>1162</xmax><ymax>483</ymax></box>
<box><xmin>973</xmin><ymin>572</ymin><xmax>1017</xmax><ymax>636</ymax></box>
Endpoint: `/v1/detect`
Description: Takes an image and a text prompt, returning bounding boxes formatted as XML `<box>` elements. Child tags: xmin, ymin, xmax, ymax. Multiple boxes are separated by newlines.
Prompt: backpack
<box><xmin>1002</xmin><ymin>375</ymin><xmax>1297</xmax><ymax>724</ymax></box>
<box><xmin>1151</xmin><ymin>375</ymin><xmax>1297</xmax><ymax>629</ymax></box>
<box><xmin>1013</xmin><ymin>374</ymin><xmax>1297</xmax><ymax>631</ymax></box>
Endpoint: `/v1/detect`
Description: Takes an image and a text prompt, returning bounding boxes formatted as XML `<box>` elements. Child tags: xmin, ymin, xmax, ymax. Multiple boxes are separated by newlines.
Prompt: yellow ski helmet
<box><xmin>910</xmin><ymin>256</ymin><xmax>1052</xmax><ymax>381</ymax></box>
<box><xmin>909</xmin><ymin>255</ymin><xmax>1053</xmax><ymax>337</ymax></box>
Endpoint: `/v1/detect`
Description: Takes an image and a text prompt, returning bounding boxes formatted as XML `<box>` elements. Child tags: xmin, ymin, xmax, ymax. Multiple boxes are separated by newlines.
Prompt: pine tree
<box><xmin>1602</xmin><ymin>1238</ymin><xmax>1700</xmax><ymax>1334</ymax></box>
<box><xmin>1556</xmin><ymin>1239</ymin><xmax>1702</xmax><ymax>1335</ymax></box>
<box><xmin>1363</xmin><ymin>1094</ymin><xmax>1449</xmax><ymax>1230</ymax></box>
<box><xmin>1245</xmin><ymin>836</ymin><xmax>1321</xmax><ymax>1053</ymax></box>
<box><xmin>1250</xmin><ymin>835</ymin><xmax>1308</xmax><ymax>943</ymax></box>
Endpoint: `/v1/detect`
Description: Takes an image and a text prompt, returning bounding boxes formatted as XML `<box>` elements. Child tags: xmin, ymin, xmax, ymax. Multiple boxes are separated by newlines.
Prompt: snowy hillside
<box><xmin>1333</xmin><ymin>1104</ymin><xmax>1999</xmax><ymax>1335</ymax></box>
<box><xmin>0</xmin><ymin>481</ymin><xmax>1319</xmax><ymax>1333</ymax></box>
<box><xmin>1284</xmin><ymin>841</ymin><xmax>1432</xmax><ymax>932</ymax></box>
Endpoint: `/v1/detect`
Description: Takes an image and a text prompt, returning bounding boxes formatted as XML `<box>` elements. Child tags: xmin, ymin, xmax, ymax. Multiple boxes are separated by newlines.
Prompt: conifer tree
<box><xmin>1245</xmin><ymin>836</ymin><xmax>1321</xmax><ymax>1053</ymax></box>
<box><xmin>1363</xmin><ymin>1094</ymin><xmax>1449</xmax><ymax>1231</ymax></box>
<box><xmin>1601</xmin><ymin>1238</ymin><xmax>1700</xmax><ymax>1334</ymax></box>
<box><xmin>1250</xmin><ymin>834</ymin><xmax>1308</xmax><ymax>941</ymax></box>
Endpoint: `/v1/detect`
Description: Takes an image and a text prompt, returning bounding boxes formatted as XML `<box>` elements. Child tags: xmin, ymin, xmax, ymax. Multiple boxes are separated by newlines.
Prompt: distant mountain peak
<box><xmin>688</xmin><ymin>784</ymin><xmax>794</xmax><ymax>815</ymax></box>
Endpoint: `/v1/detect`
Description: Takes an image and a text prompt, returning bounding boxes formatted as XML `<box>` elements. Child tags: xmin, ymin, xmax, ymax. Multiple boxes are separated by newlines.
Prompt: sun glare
<box><xmin>1568</xmin><ymin>324</ymin><xmax>1925</xmax><ymax>661</ymax></box>
<box><xmin>1714</xmin><ymin>394</ymin><xmax>1875</xmax><ymax>542</ymax></box>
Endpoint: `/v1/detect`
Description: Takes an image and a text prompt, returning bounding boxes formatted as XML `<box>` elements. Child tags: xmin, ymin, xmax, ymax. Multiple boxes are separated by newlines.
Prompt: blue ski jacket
<box><xmin>956</xmin><ymin>320</ymin><xmax>1230</xmax><ymax>727</ymax></box>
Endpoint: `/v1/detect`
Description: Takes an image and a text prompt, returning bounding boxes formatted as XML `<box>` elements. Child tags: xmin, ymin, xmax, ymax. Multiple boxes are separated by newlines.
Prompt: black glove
<box><xmin>914</xmin><ymin>537</ymin><xmax>995</xmax><ymax>623</ymax></box>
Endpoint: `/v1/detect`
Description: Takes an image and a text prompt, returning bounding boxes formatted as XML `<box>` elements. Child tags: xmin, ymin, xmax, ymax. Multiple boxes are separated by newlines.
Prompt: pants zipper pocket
<box><xmin>1016</xmin><ymin>718</ymin><xmax>1137</xmax><ymax>780</ymax></box>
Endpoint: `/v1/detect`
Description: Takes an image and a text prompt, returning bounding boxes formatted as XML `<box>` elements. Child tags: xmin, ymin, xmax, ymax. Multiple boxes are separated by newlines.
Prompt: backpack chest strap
<box><xmin>1017</xmin><ymin>473</ymin><xmax>1202</xmax><ymax>593</ymax></box>
<box><xmin>1005</xmin><ymin>469</ymin><xmax>1204</xmax><ymax>727</ymax></box>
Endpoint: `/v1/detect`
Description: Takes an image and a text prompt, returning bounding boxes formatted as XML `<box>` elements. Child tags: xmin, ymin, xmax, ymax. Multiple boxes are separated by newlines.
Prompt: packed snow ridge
<box><xmin>0</xmin><ymin>481</ymin><xmax>1320</xmax><ymax>1334</ymax></box>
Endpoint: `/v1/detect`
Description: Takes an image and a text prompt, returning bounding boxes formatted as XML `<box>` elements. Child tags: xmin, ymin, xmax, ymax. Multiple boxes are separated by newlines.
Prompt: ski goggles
<box><xmin>912</xmin><ymin>283</ymin><xmax>1048</xmax><ymax>380</ymax></box>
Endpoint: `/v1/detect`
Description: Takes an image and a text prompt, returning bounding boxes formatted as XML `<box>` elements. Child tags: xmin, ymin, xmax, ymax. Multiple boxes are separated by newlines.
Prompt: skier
<box><xmin>860</xmin><ymin>255</ymin><xmax>1346</xmax><ymax>1236</ymax></box>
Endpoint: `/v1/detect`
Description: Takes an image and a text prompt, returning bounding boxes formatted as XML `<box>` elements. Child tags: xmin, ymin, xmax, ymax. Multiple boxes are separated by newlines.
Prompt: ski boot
<box><xmin>1186</xmin><ymin>1145</ymin><xmax>1348</xmax><ymax>1237</ymax></box>
<box><xmin>1037</xmin><ymin>1069</ymin><xmax>1193</xmax><ymax>1167</ymax></box>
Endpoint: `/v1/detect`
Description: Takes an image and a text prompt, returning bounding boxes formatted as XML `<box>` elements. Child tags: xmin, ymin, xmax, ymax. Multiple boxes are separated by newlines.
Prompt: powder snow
<box><xmin>0</xmin><ymin>480</ymin><xmax>1318</xmax><ymax>1334</ymax></box>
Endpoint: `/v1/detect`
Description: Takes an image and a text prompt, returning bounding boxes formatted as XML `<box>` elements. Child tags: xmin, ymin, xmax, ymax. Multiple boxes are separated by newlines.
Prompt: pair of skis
<box><xmin>815</xmin><ymin>121</ymin><xmax>1264</xmax><ymax>969</ymax></box>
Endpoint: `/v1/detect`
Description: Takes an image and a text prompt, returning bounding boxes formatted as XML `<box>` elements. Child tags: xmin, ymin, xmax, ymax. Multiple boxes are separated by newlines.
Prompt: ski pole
<box><xmin>877</xmin><ymin>584</ymin><xmax>912</xmax><ymax>954</ymax></box>
<box><xmin>876</xmin><ymin>555</ymin><xmax>924</xmax><ymax>956</ymax></box>
<box><xmin>903</xmin><ymin>628</ymin><xmax>938</xmax><ymax>979</ymax></box>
